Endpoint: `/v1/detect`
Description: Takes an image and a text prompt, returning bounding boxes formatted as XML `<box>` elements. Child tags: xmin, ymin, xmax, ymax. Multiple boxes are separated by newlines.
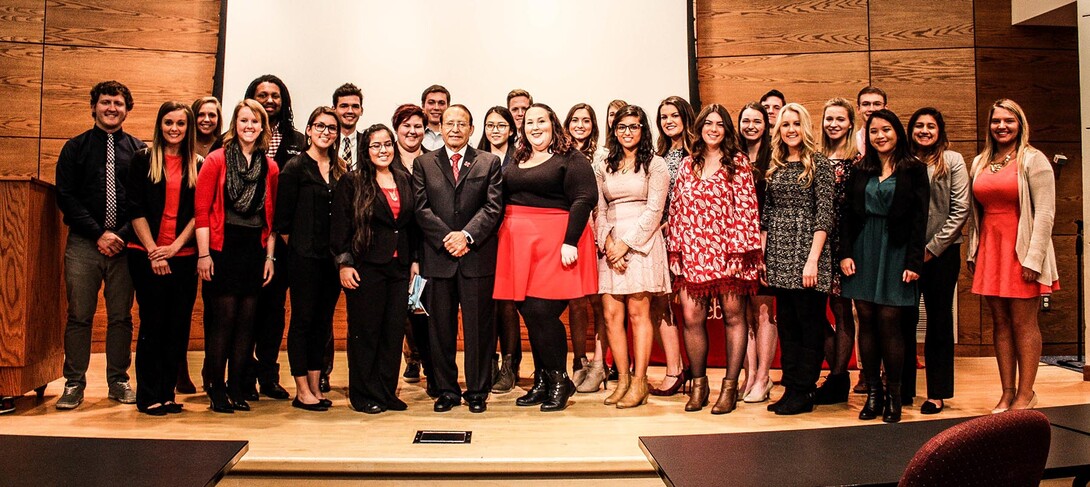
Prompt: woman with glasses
<box><xmin>275</xmin><ymin>107</ymin><xmax>347</xmax><ymax>411</ymax></box>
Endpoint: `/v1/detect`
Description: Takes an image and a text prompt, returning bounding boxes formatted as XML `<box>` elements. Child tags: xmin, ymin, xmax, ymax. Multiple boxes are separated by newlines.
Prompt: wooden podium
<box><xmin>0</xmin><ymin>177</ymin><xmax>65</xmax><ymax>398</ymax></box>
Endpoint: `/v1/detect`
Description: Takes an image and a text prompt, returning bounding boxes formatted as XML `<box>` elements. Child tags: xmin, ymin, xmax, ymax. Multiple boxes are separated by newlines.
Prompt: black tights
<box><xmin>855</xmin><ymin>300</ymin><xmax>907</xmax><ymax>394</ymax></box>
<box><xmin>517</xmin><ymin>297</ymin><xmax>569</xmax><ymax>372</ymax></box>
<box><xmin>824</xmin><ymin>296</ymin><xmax>856</xmax><ymax>375</ymax></box>
<box><xmin>203</xmin><ymin>291</ymin><xmax>257</xmax><ymax>397</ymax></box>
<box><xmin>680</xmin><ymin>290</ymin><xmax>747</xmax><ymax>381</ymax></box>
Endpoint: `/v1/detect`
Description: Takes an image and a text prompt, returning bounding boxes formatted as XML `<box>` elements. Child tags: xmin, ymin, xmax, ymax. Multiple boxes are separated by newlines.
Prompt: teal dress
<box><xmin>840</xmin><ymin>176</ymin><xmax>918</xmax><ymax>307</ymax></box>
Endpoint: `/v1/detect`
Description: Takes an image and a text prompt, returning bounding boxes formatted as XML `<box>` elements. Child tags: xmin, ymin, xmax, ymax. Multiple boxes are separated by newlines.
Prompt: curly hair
<box><xmin>604</xmin><ymin>105</ymin><xmax>654</xmax><ymax>174</ymax></box>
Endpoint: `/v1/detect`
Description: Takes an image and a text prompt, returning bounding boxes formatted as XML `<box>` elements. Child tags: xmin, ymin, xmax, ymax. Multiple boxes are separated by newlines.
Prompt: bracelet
<box><xmin>266</xmin><ymin>255</ymin><xmax>276</xmax><ymax>262</ymax></box>
<box><xmin>198</xmin><ymin>255</ymin><xmax>211</xmax><ymax>259</ymax></box>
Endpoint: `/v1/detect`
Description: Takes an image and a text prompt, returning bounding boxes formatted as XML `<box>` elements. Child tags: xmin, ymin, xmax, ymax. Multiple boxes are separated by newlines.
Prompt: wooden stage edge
<box><xmin>4</xmin><ymin>353</ymin><xmax>1090</xmax><ymax>481</ymax></box>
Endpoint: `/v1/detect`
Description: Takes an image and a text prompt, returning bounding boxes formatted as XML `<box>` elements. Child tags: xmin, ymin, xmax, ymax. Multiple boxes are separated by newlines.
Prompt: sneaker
<box><xmin>108</xmin><ymin>381</ymin><xmax>137</xmax><ymax>404</ymax></box>
<box><xmin>56</xmin><ymin>384</ymin><xmax>85</xmax><ymax>410</ymax></box>
<box><xmin>403</xmin><ymin>361</ymin><xmax>421</xmax><ymax>383</ymax></box>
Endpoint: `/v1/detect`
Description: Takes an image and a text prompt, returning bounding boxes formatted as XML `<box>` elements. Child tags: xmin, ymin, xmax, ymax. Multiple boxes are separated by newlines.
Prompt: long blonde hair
<box><xmin>149</xmin><ymin>101</ymin><xmax>198</xmax><ymax>187</ymax></box>
<box><xmin>819</xmin><ymin>98</ymin><xmax>858</xmax><ymax>161</ymax></box>
<box><xmin>767</xmin><ymin>103</ymin><xmax>819</xmax><ymax>187</ymax></box>
<box><xmin>972</xmin><ymin>98</ymin><xmax>1033</xmax><ymax>177</ymax></box>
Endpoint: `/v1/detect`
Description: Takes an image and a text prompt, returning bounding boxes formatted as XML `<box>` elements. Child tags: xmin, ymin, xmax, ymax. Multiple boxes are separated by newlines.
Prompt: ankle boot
<box><xmin>207</xmin><ymin>385</ymin><xmax>234</xmax><ymax>414</ymax></box>
<box><xmin>685</xmin><ymin>376</ymin><xmax>710</xmax><ymax>411</ymax></box>
<box><xmin>577</xmin><ymin>361</ymin><xmax>607</xmax><ymax>393</ymax></box>
<box><xmin>883</xmin><ymin>388</ymin><xmax>903</xmax><ymax>423</ymax></box>
<box><xmin>516</xmin><ymin>370</ymin><xmax>548</xmax><ymax>406</ymax></box>
<box><xmin>572</xmin><ymin>357</ymin><xmax>590</xmax><ymax>388</ymax></box>
<box><xmin>859</xmin><ymin>382</ymin><xmax>884</xmax><ymax>420</ymax></box>
<box><xmin>541</xmin><ymin>370</ymin><xmax>575</xmax><ymax>412</ymax></box>
<box><xmin>492</xmin><ymin>355</ymin><xmax>517</xmax><ymax>393</ymax></box>
<box><xmin>711</xmin><ymin>379</ymin><xmax>738</xmax><ymax>414</ymax></box>
<box><xmin>605</xmin><ymin>373</ymin><xmax>631</xmax><ymax>405</ymax></box>
<box><xmin>814</xmin><ymin>372</ymin><xmax>850</xmax><ymax>405</ymax></box>
<box><xmin>490</xmin><ymin>354</ymin><xmax>500</xmax><ymax>385</ymax></box>
<box><xmin>768</xmin><ymin>387</ymin><xmax>796</xmax><ymax>412</ymax></box>
<box><xmin>617</xmin><ymin>376</ymin><xmax>649</xmax><ymax>409</ymax></box>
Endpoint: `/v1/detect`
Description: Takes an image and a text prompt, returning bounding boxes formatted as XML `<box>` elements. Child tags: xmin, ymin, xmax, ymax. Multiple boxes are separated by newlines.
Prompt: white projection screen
<box><xmin>222</xmin><ymin>0</ymin><xmax>691</xmax><ymax>143</ymax></box>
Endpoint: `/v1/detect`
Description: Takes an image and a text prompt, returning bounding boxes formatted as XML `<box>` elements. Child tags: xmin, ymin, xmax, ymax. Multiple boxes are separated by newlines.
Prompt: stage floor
<box><xmin>4</xmin><ymin>353</ymin><xmax>1090</xmax><ymax>484</ymax></box>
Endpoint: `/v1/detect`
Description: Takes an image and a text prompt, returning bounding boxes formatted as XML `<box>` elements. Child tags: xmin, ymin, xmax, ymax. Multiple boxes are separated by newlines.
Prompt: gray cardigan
<box><xmin>924</xmin><ymin>151</ymin><xmax>970</xmax><ymax>257</ymax></box>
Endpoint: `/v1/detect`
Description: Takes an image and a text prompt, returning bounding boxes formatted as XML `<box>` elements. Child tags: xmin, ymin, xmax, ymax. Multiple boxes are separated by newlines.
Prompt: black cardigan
<box><xmin>837</xmin><ymin>160</ymin><xmax>930</xmax><ymax>273</ymax></box>
<box><xmin>274</xmin><ymin>153</ymin><xmax>340</xmax><ymax>259</ymax></box>
<box><xmin>330</xmin><ymin>169</ymin><xmax>417</xmax><ymax>267</ymax></box>
<box><xmin>125</xmin><ymin>148</ymin><xmax>198</xmax><ymax>250</ymax></box>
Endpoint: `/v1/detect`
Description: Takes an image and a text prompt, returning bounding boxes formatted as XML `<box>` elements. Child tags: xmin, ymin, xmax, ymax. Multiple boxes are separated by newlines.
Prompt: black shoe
<box><xmin>902</xmin><ymin>395</ymin><xmax>914</xmax><ymax>407</ymax></box>
<box><xmin>260</xmin><ymin>382</ymin><xmax>290</xmax><ymax>400</ymax></box>
<box><xmin>163</xmin><ymin>402</ymin><xmax>184</xmax><ymax>414</ymax></box>
<box><xmin>426</xmin><ymin>382</ymin><xmax>440</xmax><ymax>399</ymax></box>
<box><xmin>434</xmin><ymin>395</ymin><xmax>461</xmax><ymax>412</ymax></box>
<box><xmin>768</xmin><ymin>388</ymin><xmax>796</xmax><ymax>413</ymax></box>
<box><xmin>883</xmin><ymin>392</ymin><xmax>903</xmax><ymax>423</ymax></box>
<box><xmin>356</xmin><ymin>401</ymin><xmax>385</xmax><ymax>414</ymax></box>
<box><xmin>774</xmin><ymin>390</ymin><xmax>815</xmax><ymax>415</ymax></box>
<box><xmin>318</xmin><ymin>374</ymin><xmax>331</xmax><ymax>394</ymax></box>
<box><xmin>467</xmin><ymin>398</ymin><xmax>487</xmax><ymax>413</ymax></box>
<box><xmin>516</xmin><ymin>370</ymin><xmax>548</xmax><ymax>406</ymax></box>
<box><xmin>176</xmin><ymin>377</ymin><xmax>197</xmax><ymax>395</ymax></box>
<box><xmin>386</xmin><ymin>397</ymin><xmax>408</xmax><ymax>411</ymax></box>
<box><xmin>138</xmin><ymin>404</ymin><xmax>169</xmax><ymax>416</ymax></box>
<box><xmin>318</xmin><ymin>398</ymin><xmax>333</xmax><ymax>408</ymax></box>
<box><xmin>227</xmin><ymin>391</ymin><xmax>251</xmax><ymax>411</ymax></box>
<box><xmin>607</xmin><ymin>364</ymin><xmax>619</xmax><ymax>381</ymax></box>
<box><xmin>540</xmin><ymin>370</ymin><xmax>575</xmax><ymax>412</ymax></box>
<box><xmin>920</xmin><ymin>399</ymin><xmax>944</xmax><ymax>415</ymax></box>
<box><xmin>814</xmin><ymin>373</ymin><xmax>850</xmax><ymax>405</ymax></box>
<box><xmin>403</xmin><ymin>361</ymin><xmax>422</xmax><ymax>383</ymax></box>
<box><xmin>0</xmin><ymin>396</ymin><xmax>15</xmax><ymax>415</ymax></box>
<box><xmin>207</xmin><ymin>389</ymin><xmax>234</xmax><ymax>414</ymax></box>
<box><xmin>241</xmin><ymin>381</ymin><xmax>260</xmax><ymax>401</ymax></box>
<box><xmin>292</xmin><ymin>397</ymin><xmax>328</xmax><ymax>412</ymax></box>
<box><xmin>859</xmin><ymin>383</ymin><xmax>884</xmax><ymax>420</ymax></box>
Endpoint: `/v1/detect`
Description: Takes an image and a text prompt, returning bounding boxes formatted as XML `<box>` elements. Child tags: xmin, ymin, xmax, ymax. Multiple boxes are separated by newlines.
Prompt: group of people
<box><xmin>28</xmin><ymin>75</ymin><xmax>1057</xmax><ymax>423</ymax></box>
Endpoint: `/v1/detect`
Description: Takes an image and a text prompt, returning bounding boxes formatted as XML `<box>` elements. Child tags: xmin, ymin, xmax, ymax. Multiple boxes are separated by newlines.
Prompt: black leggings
<box><xmin>203</xmin><ymin>289</ymin><xmax>258</xmax><ymax>397</ymax></box>
<box><xmin>903</xmin><ymin>243</ymin><xmax>961</xmax><ymax>400</ymax></box>
<box><xmin>856</xmin><ymin>300</ymin><xmax>909</xmax><ymax>395</ymax></box>
<box><xmin>286</xmin><ymin>254</ymin><xmax>340</xmax><ymax>377</ymax></box>
<box><xmin>130</xmin><ymin>253</ymin><xmax>197</xmax><ymax>409</ymax></box>
<box><xmin>518</xmin><ymin>297</ymin><xmax>570</xmax><ymax>372</ymax></box>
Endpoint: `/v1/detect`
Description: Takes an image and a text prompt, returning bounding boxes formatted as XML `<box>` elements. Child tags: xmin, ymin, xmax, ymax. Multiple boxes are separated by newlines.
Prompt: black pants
<box><xmin>408</xmin><ymin>313</ymin><xmax>432</xmax><ymax>375</ymax></box>
<box><xmin>250</xmin><ymin>237</ymin><xmax>289</xmax><ymax>385</ymax></box>
<box><xmin>902</xmin><ymin>243</ymin><xmax>960</xmax><ymax>400</ymax></box>
<box><xmin>129</xmin><ymin>253</ymin><xmax>197</xmax><ymax>409</ymax></box>
<box><xmin>286</xmin><ymin>253</ymin><xmax>340</xmax><ymax>377</ymax></box>
<box><xmin>518</xmin><ymin>297</ymin><xmax>570</xmax><ymax>372</ymax></box>
<box><xmin>345</xmin><ymin>260</ymin><xmax>409</xmax><ymax>409</ymax></box>
<box><xmin>425</xmin><ymin>274</ymin><xmax>495</xmax><ymax>402</ymax></box>
<box><xmin>203</xmin><ymin>286</ymin><xmax>258</xmax><ymax>397</ymax></box>
<box><xmin>774</xmin><ymin>288</ymin><xmax>828</xmax><ymax>393</ymax></box>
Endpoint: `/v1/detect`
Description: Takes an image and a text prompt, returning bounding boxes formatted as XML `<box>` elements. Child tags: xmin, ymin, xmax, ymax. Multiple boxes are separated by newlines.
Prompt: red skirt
<box><xmin>493</xmin><ymin>205</ymin><xmax>598</xmax><ymax>301</ymax></box>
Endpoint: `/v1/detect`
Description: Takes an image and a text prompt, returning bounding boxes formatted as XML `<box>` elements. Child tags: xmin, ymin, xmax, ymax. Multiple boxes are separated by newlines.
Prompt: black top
<box><xmin>502</xmin><ymin>151</ymin><xmax>598</xmax><ymax>246</ymax></box>
<box><xmin>837</xmin><ymin>160</ymin><xmax>930</xmax><ymax>273</ymax></box>
<box><xmin>272</xmin><ymin>127</ymin><xmax>306</xmax><ymax>169</ymax></box>
<box><xmin>330</xmin><ymin>170</ymin><xmax>417</xmax><ymax>267</ymax></box>
<box><xmin>125</xmin><ymin>148</ymin><xmax>199</xmax><ymax>250</ymax></box>
<box><xmin>55</xmin><ymin>126</ymin><xmax>146</xmax><ymax>241</ymax></box>
<box><xmin>274</xmin><ymin>152</ymin><xmax>340</xmax><ymax>259</ymax></box>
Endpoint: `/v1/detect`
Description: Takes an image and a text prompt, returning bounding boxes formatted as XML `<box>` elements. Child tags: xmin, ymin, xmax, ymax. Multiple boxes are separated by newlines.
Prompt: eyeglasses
<box><xmin>368</xmin><ymin>141</ymin><xmax>395</xmax><ymax>151</ymax></box>
<box><xmin>615</xmin><ymin>123</ymin><xmax>642</xmax><ymax>134</ymax></box>
<box><xmin>311</xmin><ymin>122</ymin><xmax>337</xmax><ymax>134</ymax></box>
<box><xmin>443</xmin><ymin>121</ymin><xmax>469</xmax><ymax>130</ymax></box>
<box><xmin>485</xmin><ymin>122</ymin><xmax>509</xmax><ymax>132</ymax></box>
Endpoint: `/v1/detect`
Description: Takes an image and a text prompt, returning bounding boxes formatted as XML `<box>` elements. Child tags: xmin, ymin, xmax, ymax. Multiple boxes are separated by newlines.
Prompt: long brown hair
<box><xmin>691</xmin><ymin>104</ymin><xmax>740</xmax><ymax>178</ymax></box>
<box><xmin>564</xmin><ymin>103</ymin><xmax>599</xmax><ymax>160</ymax></box>
<box><xmin>514</xmin><ymin>103</ymin><xmax>573</xmax><ymax>163</ymax></box>
<box><xmin>148</xmin><ymin>101</ymin><xmax>198</xmax><ymax>187</ymax></box>
<box><xmin>605</xmin><ymin>105</ymin><xmax>654</xmax><ymax>174</ymax></box>
<box><xmin>304</xmin><ymin>106</ymin><xmax>347</xmax><ymax>179</ymax></box>
<box><xmin>655</xmin><ymin>96</ymin><xmax>696</xmax><ymax>157</ymax></box>
<box><xmin>350</xmin><ymin>124</ymin><xmax>402</xmax><ymax>255</ymax></box>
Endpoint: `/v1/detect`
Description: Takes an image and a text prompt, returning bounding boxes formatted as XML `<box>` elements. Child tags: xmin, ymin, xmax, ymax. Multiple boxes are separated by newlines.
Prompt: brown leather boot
<box><xmin>617</xmin><ymin>376</ymin><xmax>649</xmax><ymax>409</ymax></box>
<box><xmin>685</xmin><ymin>376</ymin><xmax>710</xmax><ymax>411</ymax></box>
<box><xmin>711</xmin><ymin>379</ymin><xmax>738</xmax><ymax>414</ymax></box>
<box><xmin>605</xmin><ymin>373</ymin><xmax>631</xmax><ymax>405</ymax></box>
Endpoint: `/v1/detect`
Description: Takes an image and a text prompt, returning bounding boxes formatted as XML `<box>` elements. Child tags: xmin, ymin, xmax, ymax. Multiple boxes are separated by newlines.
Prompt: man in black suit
<box><xmin>333</xmin><ymin>83</ymin><xmax>366</xmax><ymax>171</ymax></box>
<box><xmin>413</xmin><ymin>105</ymin><xmax>503</xmax><ymax>413</ymax></box>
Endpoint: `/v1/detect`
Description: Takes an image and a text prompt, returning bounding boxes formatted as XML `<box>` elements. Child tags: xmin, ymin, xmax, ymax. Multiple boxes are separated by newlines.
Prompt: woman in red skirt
<box><xmin>494</xmin><ymin>103</ymin><xmax>598</xmax><ymax>412</ymax></box>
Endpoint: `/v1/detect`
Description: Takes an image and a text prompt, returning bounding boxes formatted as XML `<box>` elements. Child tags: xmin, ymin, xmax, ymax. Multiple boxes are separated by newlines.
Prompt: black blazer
<box><xmin>413</xmin><ymin>146</ymin><xmax>504</xmax><ymax>279</ymax></box>
<box><xmin>274</xmin><ymin>153</ymin><xmax>340</xmax><ymax>259</ymax></box>
<box><xmin>272</xmin><ymin>128</ymin><xmax>306</xmax><ymax>169</ymax></box>
<box><xmin>330</xmin><ymin>169</ymin><xmax>417</xmax><ymax>267</ymax></box>
<box><xmin>837</xmin><ymin>160</ymin><xmax>930</xmax><ymax>273</ymax></box>
<box><xmin>125</xmin><ymin>148</ymin><xmax>198</xmax><ymax>250</ymax></box>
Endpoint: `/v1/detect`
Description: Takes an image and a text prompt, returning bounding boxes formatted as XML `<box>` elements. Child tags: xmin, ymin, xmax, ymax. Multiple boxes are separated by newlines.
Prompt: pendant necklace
<box><xmin>989</xmin><ymin>150</ymin><xmax>1014</xmax><ymax>173</ymax></box>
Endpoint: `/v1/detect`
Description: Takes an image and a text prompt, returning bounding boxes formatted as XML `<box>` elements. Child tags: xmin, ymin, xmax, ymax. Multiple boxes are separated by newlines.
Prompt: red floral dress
<box><xmin>668</xmin><ymin>153</ymin><xmax>763</xmax><ymax>296</ymax></box>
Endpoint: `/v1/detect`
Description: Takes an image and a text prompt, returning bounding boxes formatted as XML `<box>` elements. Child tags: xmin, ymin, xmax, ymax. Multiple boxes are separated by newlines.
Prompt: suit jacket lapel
<box><xmin>435</xmin><ymin>148</ymin><xmax>457</xmax><ymax>188</ymax></box>
<box><xmin>454</xmin><ymin>147</ymin><xmax>479</xmax><ymax>190</ymax></box>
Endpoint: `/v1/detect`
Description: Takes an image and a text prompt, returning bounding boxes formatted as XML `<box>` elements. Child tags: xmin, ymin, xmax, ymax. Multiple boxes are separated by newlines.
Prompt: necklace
<box><xmin>989</xmin><ymin>150</ymin><xmax>1015</xmax><ymax>173</ymax></box>
<box><xmin>383</xmin><ymin>186</ymin><xmax>398</xmax><ymax>201</ymax></box>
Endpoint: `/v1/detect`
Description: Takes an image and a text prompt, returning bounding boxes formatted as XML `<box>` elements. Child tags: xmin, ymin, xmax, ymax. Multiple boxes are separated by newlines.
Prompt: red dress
<box><xmin>971</xmin><ymin>163</ymin><xmax>1059</xmax><ymax>297</ymax></box>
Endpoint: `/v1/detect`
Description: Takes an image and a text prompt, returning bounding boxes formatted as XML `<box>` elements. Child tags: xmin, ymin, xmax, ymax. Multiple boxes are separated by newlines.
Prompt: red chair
<box><xmin>899</xmin><ymin>409</ymin><xmax>1050</xmax><ymax>487</ymax></box>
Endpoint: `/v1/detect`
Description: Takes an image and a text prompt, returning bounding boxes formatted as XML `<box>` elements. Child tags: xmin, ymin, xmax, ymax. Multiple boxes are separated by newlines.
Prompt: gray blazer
<box><xmin>924</xmin><ymin>150</ymin><xmax>970</xmax><ymax>257</ymax></box>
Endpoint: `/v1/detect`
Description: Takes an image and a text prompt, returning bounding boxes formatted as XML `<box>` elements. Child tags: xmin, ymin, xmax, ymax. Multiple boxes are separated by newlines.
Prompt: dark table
<box><xmin>0</xmin><ymin>435</ymin><xmax>248</xmax><ymax>487</ymax></box>
<box><xmin>640</xmin><ymin>416</ymin><xmax>1090</xmax><ymax>487</ymax></box>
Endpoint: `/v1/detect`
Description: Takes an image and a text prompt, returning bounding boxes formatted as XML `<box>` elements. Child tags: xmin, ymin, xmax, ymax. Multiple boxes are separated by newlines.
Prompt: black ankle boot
<box><xmin>768</xmin><ymin>387</ymin><xmax>796</xmax><ymax>412</ymax></box>
<box><xmin>516</xmin><ymin>370</ymin><xmax>548</xmax><ymax>406</ymax></box>
<box><xmin>883</xmin><ymin>390</ymin><xmax>902</xmax><ymax>423</ymax></box>
<box><xmin>859</xmin><ymin>382</ymin><xmax>884</xmax><ymax>420</ymax></box>
<box><xmin>207</xmin><ymin>386</ymin><xmax>234</xmax><ymax>414</ymax></box>
<box><xmin>774</xmin><ymin>389</ymin><xmax>815</xmax><ymax>415</ymax></box>
<box><xmin>540</xmin><ymin>370</ymin><xmax>575</xmax><ymax>412</ymax></box>
<box><xmin>814</xmin><ymin>372</ymin><xmax>850</xmax><ymax>405</ymax></box>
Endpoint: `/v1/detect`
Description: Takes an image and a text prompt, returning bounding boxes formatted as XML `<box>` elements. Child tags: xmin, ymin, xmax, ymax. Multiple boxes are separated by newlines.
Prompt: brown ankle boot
<box><xmin>605</xmin><ymin>373</ymin><xmax>631</xmax><ymax>405</ymax></box>
<box><xmin>685</xmin><ymin>376</ymin><xmax>710</xmax><ymax>411</ymax></box>
<box><xmin>617</xmin><ymin>376</ymin><xmax>649</xmax><ymax>409</ymax></box>
<box><xmin>711</xmin><ymin>379</ymin><xmax>738</xmax><ymax>414</ymax></box>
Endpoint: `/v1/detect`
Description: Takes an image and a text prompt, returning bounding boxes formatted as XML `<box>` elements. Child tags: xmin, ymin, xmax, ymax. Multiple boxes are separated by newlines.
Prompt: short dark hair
<box><xmin>332</xmin><ymin>83</ymin><xmax>363</xmax><ymax>107</ymax></box>
<box><xmin>507</xmin><ymin>89</ymin><xmax>533</xmax><ymax>105</ymax></box>
<box><xmin>442</xmin><ymin>104</ymin><xmax>473</xmax><ymax>126</ymax></box>
<box><xmin>421</xmin><ymin>85</ymin><xmax>450</xmax><ymax>105</ymax></box>
<box><xmin>857</xmin><ymin>86</ymin><xmax>888</xmax><ymax>105</ymax></box>
<box><xmin>760</xmin><ymin>89</ymin><xmax>785</xmax><ymax>105</ymax></box>
<box><xmin>90</xmin><ymin>80</ymin><xmax>134</xmax><ymax>110</ymax></box>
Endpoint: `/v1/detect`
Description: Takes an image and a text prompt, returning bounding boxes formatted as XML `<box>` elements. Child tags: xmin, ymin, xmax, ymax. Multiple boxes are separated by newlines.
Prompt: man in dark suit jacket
<box><xmin>413</xmin><ymin>104</ymin><xmax>503</xmax><ymax>413</ymax></box>
<box><xmin>333</xmin><ymin>83</ymin><xmax>367</xmax><ymax>171</ymax></box>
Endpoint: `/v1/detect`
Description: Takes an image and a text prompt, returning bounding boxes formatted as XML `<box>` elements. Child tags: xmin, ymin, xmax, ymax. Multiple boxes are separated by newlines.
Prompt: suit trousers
<box><xmin>345</xmin><ymin>260</ymin><xmax>409</xmax><ymax>409</ymax></box>
<box><xmin>902</xmin><ymin>243</ymin><xmax>960</xmax><ymax>400</ymax></box>
<box><xmin>129</xmin><ymin>252</ymin><xmax>197</xmax><ymax>409</ymax></box>
<box><xmin>426</xmin><ymin>273</ymin><xmax>496</xmax><ymax>401</ymax></box>
<box><xmin>286</xmin><ymin>253</ymin><xmax>340</xmax><ymax>377</ymax></box>
<box><xmin>63</xmin><ymin>233</ymin><xmax>134</xmax><ymax>387</ymax></box>
<box><xmin>774</xmin><ymin>287</ymin><xmax>828</xmax><ymax>393</ymax></box>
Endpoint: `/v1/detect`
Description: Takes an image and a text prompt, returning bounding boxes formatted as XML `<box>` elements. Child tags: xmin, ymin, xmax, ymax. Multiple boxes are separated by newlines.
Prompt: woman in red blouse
<box><xmin>668</xmin><ymin>104</ymin><xmax>763</xmax><ymax>414</ymax></box>
<box><xmin>126</xmin><ymin>101</ymin><xmax>201</xmax><ymax>415</ymax></box>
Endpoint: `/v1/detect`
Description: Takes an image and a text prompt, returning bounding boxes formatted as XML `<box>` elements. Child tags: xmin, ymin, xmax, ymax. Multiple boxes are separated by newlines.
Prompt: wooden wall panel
<box><xmin>41</xmin><ymin>46</ymin><xmax>216</xmax><ymax>141</ymax></box>
<box><xmin>1035</xmin><ymin>142</ymin><xmax>1082</xmax><ymax>236</ymax></box>
<box><xmin>1040</xmin><ymin>235</ymin><xmax>1078</xmax><ymax>345</ymax></box>
<box><xmin>698</xmin><ymin>52</ymin><xmax>870</xmax><ymax>121</ymax></box>
<box><xmin>974</xmin><ymin>0</ymin><xmax>1078</xmax><ymax>50</ymax></box>
<box><xmin>868</xmin><ymin>0</ymin><xmax>973</xmax><ymax>50</ymax></box>
<box><xmin>695</xmin><ymin>0</ymin><xmax>868</xmax><ymax>57</ymax></box>
<box><xmin>0</xmin><ymin>42</ymin><xmax>43</xmax><ymax>138</ymax></box>
<box><xmin>0</xmin><ymin>182</ymin><xmax>30</xmax><ymax>366</ymax></box>
<box><xmin>0</xmin><ymin>138</ymin><xmax>39</xmax><ymax>177</ymax></box>
<box><xmin>0</xmin><ymin>0</ymin><xmax>45</xmax><ymax>43</ymax></box>
<box><xmin>44</xmin><ymin>0</ymin><xmax>220</xmax><ymax>53</ymax></box>
<box><xmin>976</xmin><ymin>48</ymin><xmax>1080</xmax><ymax>143</ymax></box>
<box><xmin>36</xmin><ymin>138</ymin><xmax>65</xmax><ymax>184</ymax></box>
<box><xmin>870</xmin><ymin>48</ymin><xmax>976</xmax><ymax>141</ymax></box>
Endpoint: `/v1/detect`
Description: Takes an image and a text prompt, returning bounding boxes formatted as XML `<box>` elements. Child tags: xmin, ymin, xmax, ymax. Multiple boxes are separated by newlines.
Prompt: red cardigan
<box><xmin>194</xmin><ymin>148</ymin><xmax>279</xmax><ymax>251</ymax></box>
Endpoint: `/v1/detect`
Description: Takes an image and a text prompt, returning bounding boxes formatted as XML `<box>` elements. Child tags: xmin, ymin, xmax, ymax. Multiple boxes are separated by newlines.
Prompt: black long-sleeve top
<box><xmin>501</xmin><ymin>151</ymin><xmax>598</xmax><ymax>246</ymax></box>
<box><xmin>56</xmin><ymin>126</ymin><xmax>146</xmax><ymax>241</ymax></box>
<box><xmin>330</xmin><ymin>170</ymin><xmax>417</xmax><ymax>267</ymax></box>
<box><xmin>837</xmin><ymin>159</ymin><xmax>930</xmax><ymax>273</ymax></box>
<box><xmin>274</xmin><ymin>153</ymin><xmax>340</xmax><ymax>259</ymax></box>
<box><xmin>125</xmin><ymin>148</ymin><xmax>198</xmax><ymax>250</ymax></box>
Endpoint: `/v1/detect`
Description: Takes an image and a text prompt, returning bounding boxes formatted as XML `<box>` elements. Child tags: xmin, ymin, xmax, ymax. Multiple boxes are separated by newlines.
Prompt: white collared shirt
<box><xmin>423</xmin><ymin>127</ymin><xmax>444</xmax><ymax>152</ymax></box>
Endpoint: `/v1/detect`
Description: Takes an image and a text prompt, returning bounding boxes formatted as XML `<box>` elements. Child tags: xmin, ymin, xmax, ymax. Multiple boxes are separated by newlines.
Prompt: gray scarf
<box><xmin>224</xmin><ymin>143</ymin><xmax>266</xmax><ymax>215</ymax></box>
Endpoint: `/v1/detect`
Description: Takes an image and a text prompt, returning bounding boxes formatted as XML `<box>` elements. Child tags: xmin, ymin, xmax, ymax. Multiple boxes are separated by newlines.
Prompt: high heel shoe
<box><xmin>572</xmin><ymin>357</ymin><xmax>590</xmax><ymax>388</ymax></box>
<box><xmin>650</xmin><ymin>369</ymin><xmax>688</xmax><ymax>396</ymax></box>
<box><xmin>577</xmin><ymin>361</ymin><xmax>607</xmax><ymax>393</ymax></box>
<box><xmin>207</xmin><ymin>387</ymin><xmax>234</xmax><ymax>414</ymax></box>
<box><xmin>516</xmin><ymin>370</ymin><xmax>548</xmax><ymax>406</ymax></box>
<box><xmin>605</xmin><ymin>373</ymin><xmax>631</xmax><ymax>405</ymax></box>
<box><xmin>859</xmin><ymin>382</ymin><xmax>883</xmax><ymax>420</ymax></box>
<box><xmin>685</xmin><ymin>376</ymin><xmax>710</xmax><ymax>412</ymax></box>
<box><xmin>991</xmin><ymin>387</ymin><xmax>1017</xmax><ymax>414</ymax></box>
<box><xmin>743</xmin><ymin>377</ymin><xmax>773</xmax><ymax>403</ymax></box>
<box><xmin>617</xmin><ymin>376</ymin><xmax>649</xmax><ymax>409</ymax></box>
<box><xmin>711</xmin><ymin>379</ymin><xmax>738</xmax><ymax>414</ymax></box>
